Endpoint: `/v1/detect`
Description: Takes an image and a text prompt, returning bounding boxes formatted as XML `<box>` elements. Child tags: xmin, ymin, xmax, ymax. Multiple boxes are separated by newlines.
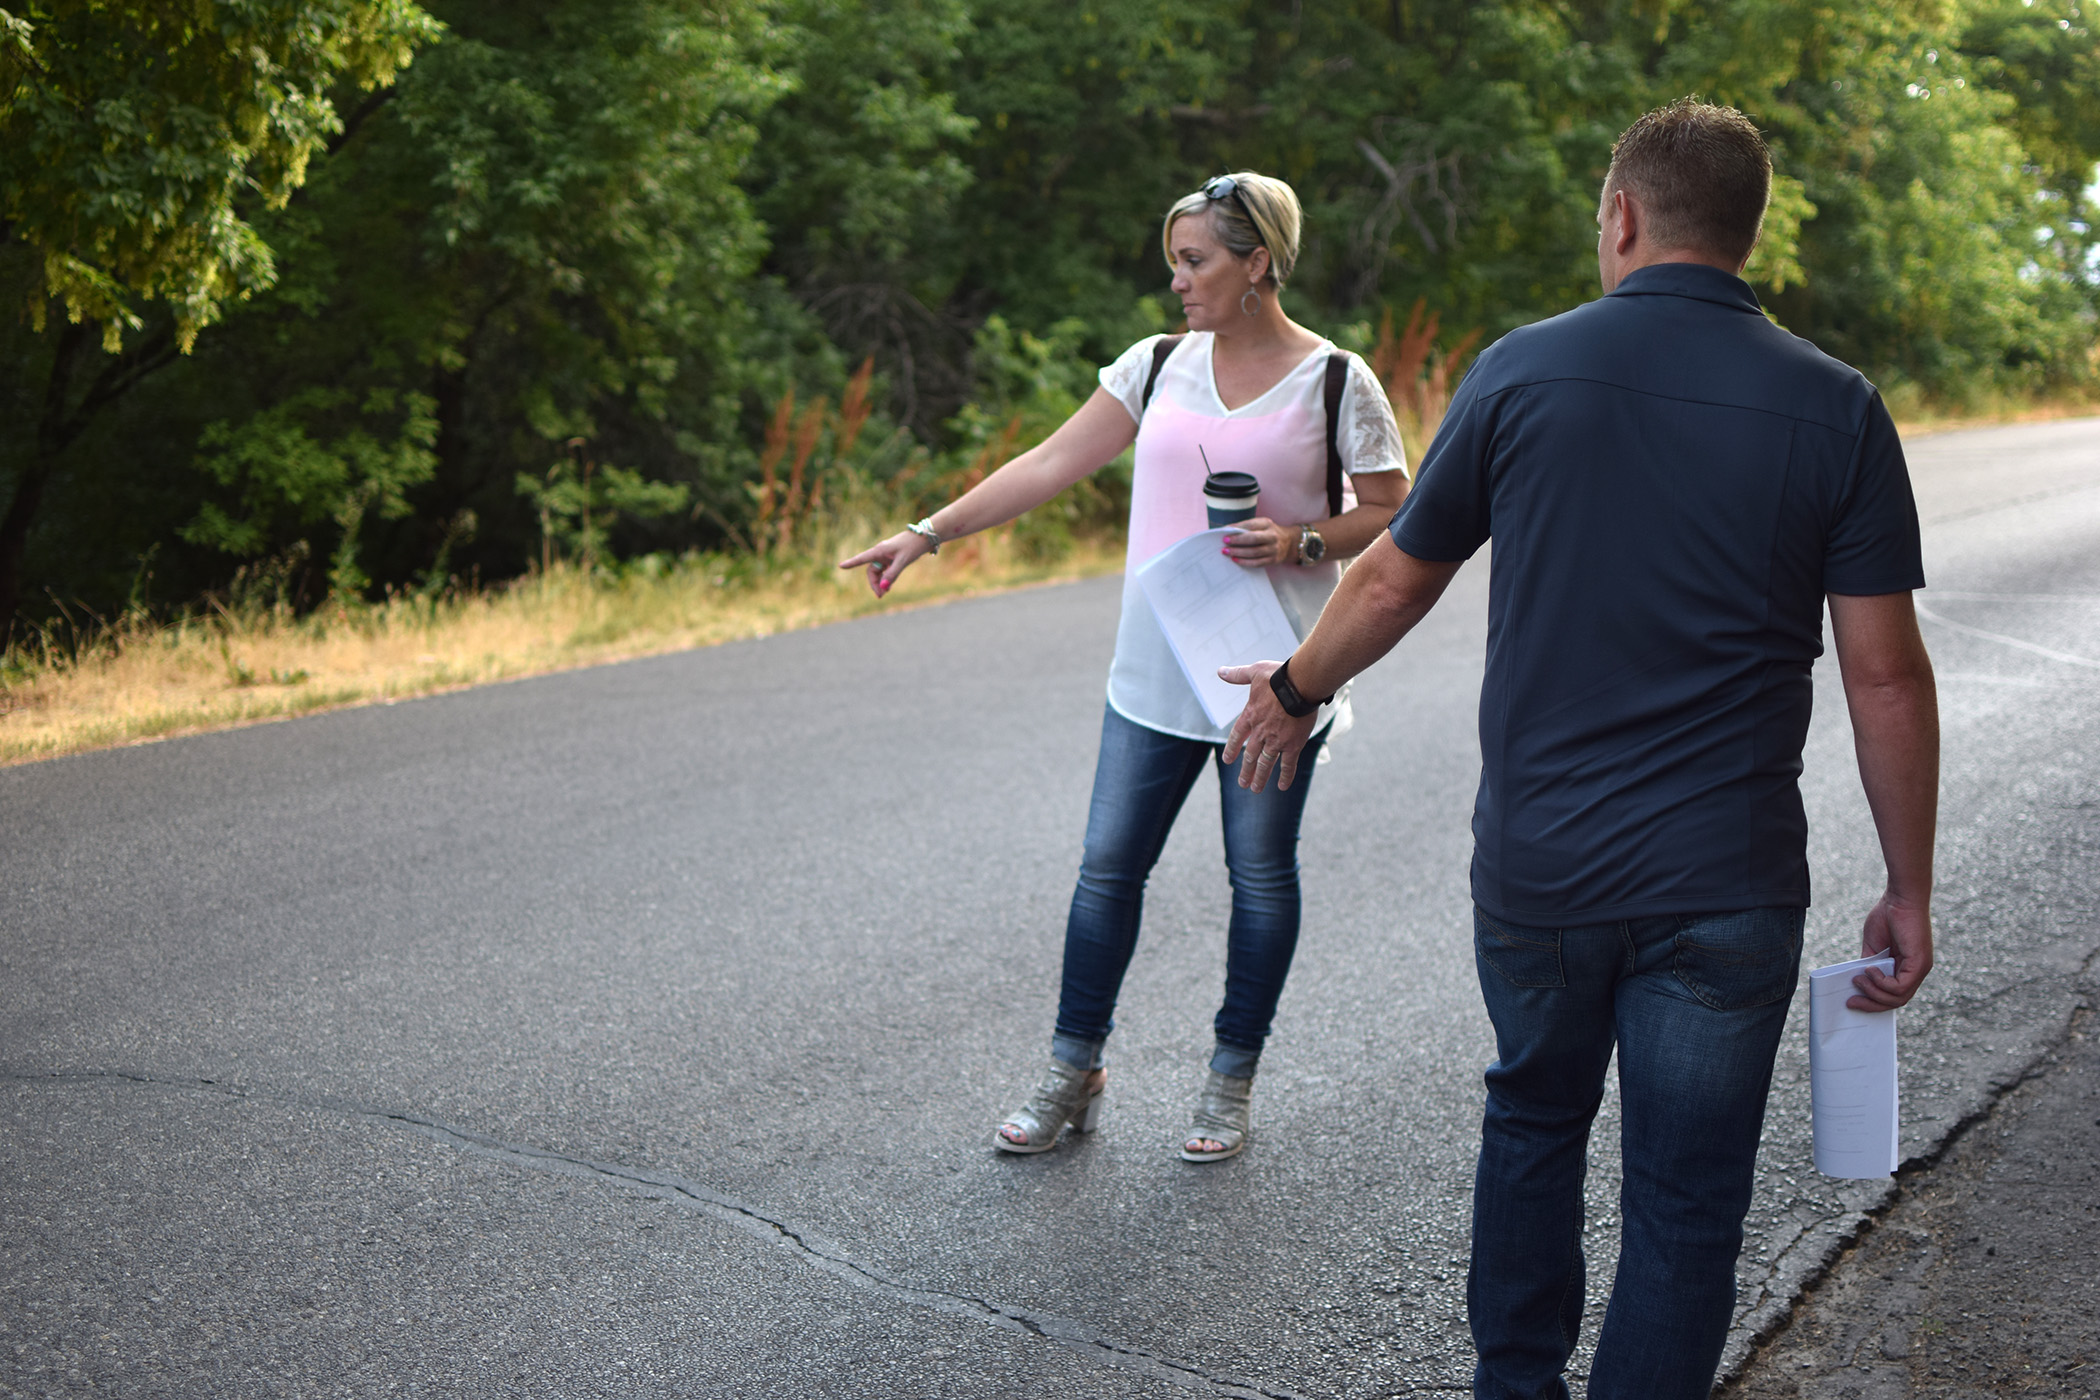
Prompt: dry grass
<box><xmin>1891</xmin><ymin>391</ymin><xmax>2100</xmax><ymax>440</ymax></box>
<box><xmin>0</xmin><ymin>532</ymin><xmax>1122</xmax><ymax>767</ymax></box>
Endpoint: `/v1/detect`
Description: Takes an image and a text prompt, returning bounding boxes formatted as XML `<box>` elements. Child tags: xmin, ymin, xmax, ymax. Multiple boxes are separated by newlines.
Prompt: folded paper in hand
<box><xmin>1135</xmin><ymin>529</ymin><xmax>1301</xmax><ymax>728</ymax></box>
<box><xmin>1808</xmin><ymin>954</ymin><xmax>1899</xmax><ymax>1178</ymax></box>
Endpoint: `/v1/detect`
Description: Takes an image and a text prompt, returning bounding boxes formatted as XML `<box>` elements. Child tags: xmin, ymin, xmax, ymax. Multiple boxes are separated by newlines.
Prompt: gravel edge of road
<box><xmin>1719</xmin><ymin>948</ymin><xmax>2100</xmax><ymax>1395</ymax></box>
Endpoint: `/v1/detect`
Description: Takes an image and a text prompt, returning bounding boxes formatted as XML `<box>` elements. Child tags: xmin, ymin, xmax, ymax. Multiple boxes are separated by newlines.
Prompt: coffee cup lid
<box><xmin>1203</xmin><ymin>470</ymin><xmax>1260</xmax><ymax>497</ymax></box>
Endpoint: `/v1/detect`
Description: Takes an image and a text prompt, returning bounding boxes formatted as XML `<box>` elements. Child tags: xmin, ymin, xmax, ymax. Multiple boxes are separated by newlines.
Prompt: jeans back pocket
<box><xmin>1671</xmin><ymin>907</ymin><xmax>1805</xmax><ymax>1011</ymax></box>
<box><xmin>1474</xmin><ymin>910</ymin><xmax>1567</xmax><ymax>988</ymax></box>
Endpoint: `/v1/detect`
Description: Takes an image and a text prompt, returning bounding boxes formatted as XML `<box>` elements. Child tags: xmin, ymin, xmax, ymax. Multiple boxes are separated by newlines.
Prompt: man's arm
<box><xmin>1220</xmin><ymin>534</ymin><xmax>1463</xmax><ymax>792</ymax></box>
<box><xmin>1829</xmin><ymin>590</ymin><xmax>1939</xmax><ymax>1011</ymax></box>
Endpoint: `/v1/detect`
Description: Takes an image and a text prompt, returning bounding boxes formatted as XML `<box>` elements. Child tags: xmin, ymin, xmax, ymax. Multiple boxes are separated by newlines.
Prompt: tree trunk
<box><xmin>0</xmin><ymin>321</ymin><xmax>89</xmax><ymax>641</ymax></box>
<box><xmin>0</xmin><ymin>320</ymin><xmax>178</xmax><ymax>643</ymax></box>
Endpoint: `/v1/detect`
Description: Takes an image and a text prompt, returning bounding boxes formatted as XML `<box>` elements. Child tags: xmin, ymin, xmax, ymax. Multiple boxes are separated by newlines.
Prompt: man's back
<box><xmin>1222</xmin><ymin>100</ymin><xmax>1944</xmax><ymax>1400</ymax></box>
<box><xmin>1392</xmin><ymin>261</ymin><xmax>1923</xmax><ymax>922</ymax></box>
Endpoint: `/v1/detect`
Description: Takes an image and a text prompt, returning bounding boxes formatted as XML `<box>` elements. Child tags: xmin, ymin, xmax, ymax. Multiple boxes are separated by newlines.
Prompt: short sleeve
<box><xmin>1338</xmin><ymin>353</ymin><xmax>1408</xmax><ymax>477</ymax></box>
<box><xmin>1099</xmin><ymin>335</ymin><xmax>1168</xmax><ymax>424</ymax></box>
<box><xmin>1823</xmin><ymin>392</ymin><xmax>1926</xmax><ymax>595</ymax></box>
<box><xmin>1387</xmin><ymin>356</ymin><xmax>1493</xmax><ymax>563</ymax></box>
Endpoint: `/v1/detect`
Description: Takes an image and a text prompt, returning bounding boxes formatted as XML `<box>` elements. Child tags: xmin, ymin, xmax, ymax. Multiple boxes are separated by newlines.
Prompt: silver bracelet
<box><xmin>905</xmin><ymin>517</ymin><xmax>942</xmax><ymax>553</ymax></box>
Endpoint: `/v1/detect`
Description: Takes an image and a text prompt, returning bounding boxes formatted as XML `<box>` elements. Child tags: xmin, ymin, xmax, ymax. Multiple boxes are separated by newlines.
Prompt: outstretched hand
<box><xmin>839</xmin><ymin>531</ymin><xmax>933</xmax><ymax>598</ymax></box>
<box><xmin>1849</xmin><ymin>893</ymin><xmax>1934</xmax><ymax>1012</ymax></box>
<box><xmin>1219</xmin><ymin>660</ymin><xmax>1319</xmax><ymax>792</ymax></box>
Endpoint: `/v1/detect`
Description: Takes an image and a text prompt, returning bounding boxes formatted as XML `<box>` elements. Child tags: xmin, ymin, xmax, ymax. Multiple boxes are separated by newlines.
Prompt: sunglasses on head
<box><xmin>1203</xmin><ymin>174</ymin><xmax>1260</xmax><ymax>231</ymax></box>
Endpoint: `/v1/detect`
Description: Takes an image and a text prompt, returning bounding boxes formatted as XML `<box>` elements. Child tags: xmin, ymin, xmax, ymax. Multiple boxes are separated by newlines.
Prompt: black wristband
<box><xmin>1269</xmin><ymin>659</ymin><xmax>1334</xmax><ymax>718</ymax></box>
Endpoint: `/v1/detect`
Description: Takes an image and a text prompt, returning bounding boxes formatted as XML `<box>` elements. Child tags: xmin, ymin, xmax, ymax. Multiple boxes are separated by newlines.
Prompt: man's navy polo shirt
<box><xmin>1389</xmin><ymin>262</ymin><xmax>1925</xmax><ymax>924</ymax></box>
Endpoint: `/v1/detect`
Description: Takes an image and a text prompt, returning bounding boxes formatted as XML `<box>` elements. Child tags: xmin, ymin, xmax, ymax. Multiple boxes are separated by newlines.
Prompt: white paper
<box><xmin>1808</xmin><ymin>954</ymin><xmax>1899</xmax><ymax>1178</ymax></box>
<box><xmin>1134</xmin><ymin>528</ymin><xmax>1302</xmax><ymax>728</ymax></box>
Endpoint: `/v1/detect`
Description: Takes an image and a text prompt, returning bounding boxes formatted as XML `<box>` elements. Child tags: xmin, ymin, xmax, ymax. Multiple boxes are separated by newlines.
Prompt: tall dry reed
<box><xmin>1371</xmin><ymin>299</ymin><xmax>1482</xmax><ymax>467</ymax></box>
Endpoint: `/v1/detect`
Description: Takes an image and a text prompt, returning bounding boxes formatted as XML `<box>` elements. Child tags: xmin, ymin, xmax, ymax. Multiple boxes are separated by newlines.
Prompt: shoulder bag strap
<box><xmin>1139</xmin><ymin>334</ymin><xmax>1187</xmax><ymax>419</ymax></box>
<box><xmin>1322</xmin><ymin>351</ymin><xmax>1347</xmax><ymax>518</ymax></box>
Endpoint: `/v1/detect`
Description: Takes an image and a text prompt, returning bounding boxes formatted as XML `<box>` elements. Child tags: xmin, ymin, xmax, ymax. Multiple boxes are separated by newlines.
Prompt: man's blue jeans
<box><xmin>1468</xmin><ymin>905</ymin><xmax>1804</xmax><ymax>1400</ymax></box>
<box><xmin>1053</xmin><ymin>705</ymin><xmax>1325</xmax><ymax>1077</ymax></box>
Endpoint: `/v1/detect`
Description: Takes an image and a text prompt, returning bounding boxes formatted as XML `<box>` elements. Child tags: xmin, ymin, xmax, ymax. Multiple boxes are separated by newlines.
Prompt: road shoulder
<box><xmin>1723</xmin><ymin>974</ymin><xmax>2098</xmax><ymax>1398</ymax></box>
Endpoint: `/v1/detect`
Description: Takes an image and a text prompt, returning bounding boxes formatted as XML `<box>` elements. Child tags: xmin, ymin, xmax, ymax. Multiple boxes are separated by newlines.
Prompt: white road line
<box><xmin>1915</xmin><ymin>601</ymin><xmax>2100</xmax><ymax>670</ymax></box>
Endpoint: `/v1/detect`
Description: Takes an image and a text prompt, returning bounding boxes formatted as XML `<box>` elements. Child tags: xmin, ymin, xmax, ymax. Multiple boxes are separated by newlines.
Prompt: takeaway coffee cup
<box><xmin>1204</xmin><ymin>470</ymin><xmax>1261</xmax><ymax>529</ymax></box>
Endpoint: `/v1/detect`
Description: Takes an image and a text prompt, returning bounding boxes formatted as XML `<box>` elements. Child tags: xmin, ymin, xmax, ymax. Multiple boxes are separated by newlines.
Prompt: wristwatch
<box><xmin>1269</xmin><ymin>658</ymin><xmax>1334</xmax><ymax>718</ymax></box>
<box><xmin>1296</xmin><ymin>524</ymin><xmax>1327</xmax><ymax>565</ymax></box>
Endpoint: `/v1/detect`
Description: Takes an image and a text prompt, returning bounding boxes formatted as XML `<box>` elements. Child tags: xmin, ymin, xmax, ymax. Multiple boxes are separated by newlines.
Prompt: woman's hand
<box><xmin>839</xmin><ymin>531</ymin><xmax>933</xmax><ymax>598</ymax></box>
<box><xmin>1221</xmin><ymin>518</ymin><xmax>1297</xmax><ymax>568</ymax></box>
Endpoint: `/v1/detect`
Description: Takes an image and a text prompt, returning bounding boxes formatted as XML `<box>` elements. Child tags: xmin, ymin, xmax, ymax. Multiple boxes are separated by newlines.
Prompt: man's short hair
<box><xmin>1605</xmin><ymin>99</ymin><xmax>1772</xmax><ymax>264</ymax></box>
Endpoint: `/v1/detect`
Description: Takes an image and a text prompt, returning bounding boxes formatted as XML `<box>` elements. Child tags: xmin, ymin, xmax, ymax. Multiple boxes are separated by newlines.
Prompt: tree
<box><xmin>1962</xmin><ymin>0</ymin><xmax>2100</xmax><ymax>305</ymax></box>
<box><xmin>158</xmin><ymin>0</ymin><xmax>784</xmax><ymax>598</ymax></box>
<box><xmin>1651</xmin><ymin>0</ymin><xmax>2099</xmax><ymax>399</ymax></box>
<box><xmin>0</xmin><ymin>0</ymin><xmax>437</xmax><ymax>635</ymax></box>
<box><xmin>5</xmin><ymin>0</ymin><xmax>2095</xmax><ymax>625</ymax></box>
<box><xmin>747</xmin><ymin>0</ymin><xmax>976</xmax><ymax>438</ymax></box>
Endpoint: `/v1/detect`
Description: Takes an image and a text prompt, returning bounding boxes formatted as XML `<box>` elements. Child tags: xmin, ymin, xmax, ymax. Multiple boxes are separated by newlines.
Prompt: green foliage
<box><xmin>1693</xmin><ymin>0</ymin><xmax>2097</xmax><ymax>398</ymax></box>
<box><xmin>182</xmin><ymin>386</ymin><xmax>438</xmax><ymax>599</ymax></box>
<box><xmin>161</xmin><ymin>0</ymin><xmax>785</xmax><ymax>597</ymax></box>
<box><xmin>944</xmin><ymin>313</ymin><xmax>1130</xmax><ymax>560</ymax></box>
<box><xmin>4</xmin><ymin>0</ymin><xmax>2097</xmax><ymax>628</ymax></box>
<box><xmin>0</xmin><ymin>0</ymin><xmax>438</xmax><ymax>350</ymax></box>
<box><xmin>516</xmin><ymin>452</ymin><xmax>691</xmax><ymax>573</ymax></box>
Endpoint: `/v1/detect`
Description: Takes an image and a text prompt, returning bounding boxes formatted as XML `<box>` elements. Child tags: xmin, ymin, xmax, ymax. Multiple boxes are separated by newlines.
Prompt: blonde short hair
<box><xmin>1162</xmin><ymin>172</ymin><xmax>1304</xmax><ymax>288</ymax></box>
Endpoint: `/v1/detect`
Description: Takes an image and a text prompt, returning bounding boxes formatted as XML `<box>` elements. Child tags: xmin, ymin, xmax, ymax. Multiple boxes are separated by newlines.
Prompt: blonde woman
<box><xmin>843</xmin><ymin>173</ymin><xmax>1409</xmax><ymax>1161</ymax></box>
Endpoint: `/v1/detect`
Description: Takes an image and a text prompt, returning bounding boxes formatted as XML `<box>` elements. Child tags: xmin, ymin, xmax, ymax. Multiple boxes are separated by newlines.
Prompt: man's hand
<box><xmin>1850</xmin><ymin>894</ymin><xmax>1934</xmax><ymax>1011</ymax></box>
<box><xmin>1219</xmin><ymin>661</ymin><xmax>1319</xmax><ymax>792</ymax></box>
<box><xmin>1215</xmin><ymin>539</ymin><xmax>1463</xmax><ymax>793</ymax></box>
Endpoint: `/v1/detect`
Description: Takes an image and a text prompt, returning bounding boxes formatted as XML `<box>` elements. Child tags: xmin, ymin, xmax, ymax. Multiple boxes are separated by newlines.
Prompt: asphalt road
<box><xmin>4</xmin><ymin>417</ymin><xmax>2098</xmax><ymax>1399</ymax></box>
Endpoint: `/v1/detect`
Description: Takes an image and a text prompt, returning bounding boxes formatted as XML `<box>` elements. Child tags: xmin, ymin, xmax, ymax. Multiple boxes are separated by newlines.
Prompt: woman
<box><xmin>842</xmin><ymin>172</ymin><xmax>1409</xmax><ymax>1162</ymax></box>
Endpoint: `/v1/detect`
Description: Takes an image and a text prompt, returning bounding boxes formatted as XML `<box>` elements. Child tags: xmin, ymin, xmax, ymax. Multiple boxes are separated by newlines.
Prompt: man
<box><xmin>1223</xmin><ymin>100</ymin><xmax>1938</xmax><ymax>1399</ymax></box>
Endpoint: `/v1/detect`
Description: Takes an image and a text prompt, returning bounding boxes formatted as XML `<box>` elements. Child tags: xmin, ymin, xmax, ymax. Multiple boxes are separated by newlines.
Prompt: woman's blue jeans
<box><xmin>1052</xmin><ymin>705</ymin><xmax>1326</xmax><ymax>1077</ymax></box>
<box><xmin>1468</xmin><ymin>905</ymin><xmax>1804</xmax><ymax>1400</ymax></box>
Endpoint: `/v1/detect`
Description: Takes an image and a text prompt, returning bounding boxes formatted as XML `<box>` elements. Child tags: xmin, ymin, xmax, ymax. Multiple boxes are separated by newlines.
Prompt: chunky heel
<box><xmin>995</xmin><ymin>1060</ymin><xmax>1108</xmax><ymax>1154</ymax></box>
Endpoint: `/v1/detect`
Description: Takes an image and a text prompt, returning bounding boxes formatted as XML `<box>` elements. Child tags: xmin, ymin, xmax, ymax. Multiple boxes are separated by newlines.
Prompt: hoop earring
<box><xmin>1241</xmin><ymin>287</ymin><xmax>1262</xmax><ymax>316</ymax></box>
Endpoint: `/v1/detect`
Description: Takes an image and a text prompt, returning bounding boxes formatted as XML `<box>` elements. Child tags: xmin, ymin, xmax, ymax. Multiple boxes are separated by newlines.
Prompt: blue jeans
<box><xmin>1052</xmin><ymin>705</ymin><xmax>1326</xmax><ymax>1077</ymax></box>
<box><xmin>1468</xmin><ymin>905</ymin><xmax>1804</xmax><ymax>1400</ymax></box>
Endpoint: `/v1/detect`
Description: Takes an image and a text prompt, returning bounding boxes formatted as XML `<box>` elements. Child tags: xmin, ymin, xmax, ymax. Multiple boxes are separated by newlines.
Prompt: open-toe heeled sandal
<box><xmin>1180</xmin><ymin>1068</ymin><xmax>1253</xmax><ymax>1163</ymax></box>
<box><xmin>995</xmin><ymin>1060</ymin><xmax>1106</xmax><ymax>1154</ymax></box>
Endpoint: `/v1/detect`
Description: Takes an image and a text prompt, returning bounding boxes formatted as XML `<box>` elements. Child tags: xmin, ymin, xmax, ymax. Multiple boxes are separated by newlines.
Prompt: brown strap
<box><xmin>1322</xmin><ymin>352</ymin><xmax>1347</xmax><ymax>518</ymax></box>
<box><xmin>1139</xmin><ymin>334</ymin><xmax>1186</xmax><ymax>417</ymax></box>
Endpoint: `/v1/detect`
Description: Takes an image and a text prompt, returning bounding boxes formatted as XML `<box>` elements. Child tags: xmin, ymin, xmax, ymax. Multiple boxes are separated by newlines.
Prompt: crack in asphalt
<box><xmin>0</xmin><ymin>1067</ymin><xmax>1304</xmax><ymax>1400</ymax></box>
<box><xmin>21</xmin><ymin>947</ymin><xmax>2092</xmax><ymax>1400</ymax></box>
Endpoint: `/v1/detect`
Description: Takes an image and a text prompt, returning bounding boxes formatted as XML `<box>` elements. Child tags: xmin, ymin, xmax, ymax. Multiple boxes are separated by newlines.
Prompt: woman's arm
<box><xmin>841</xmin><ymin>387</ymin><xmax>1138</xmax><ymax>594</ymax></box>
<box><xmin>1219</xmin><ymin>466</ymin><xmax>1411</xmax><ymax>568</ymax></box>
